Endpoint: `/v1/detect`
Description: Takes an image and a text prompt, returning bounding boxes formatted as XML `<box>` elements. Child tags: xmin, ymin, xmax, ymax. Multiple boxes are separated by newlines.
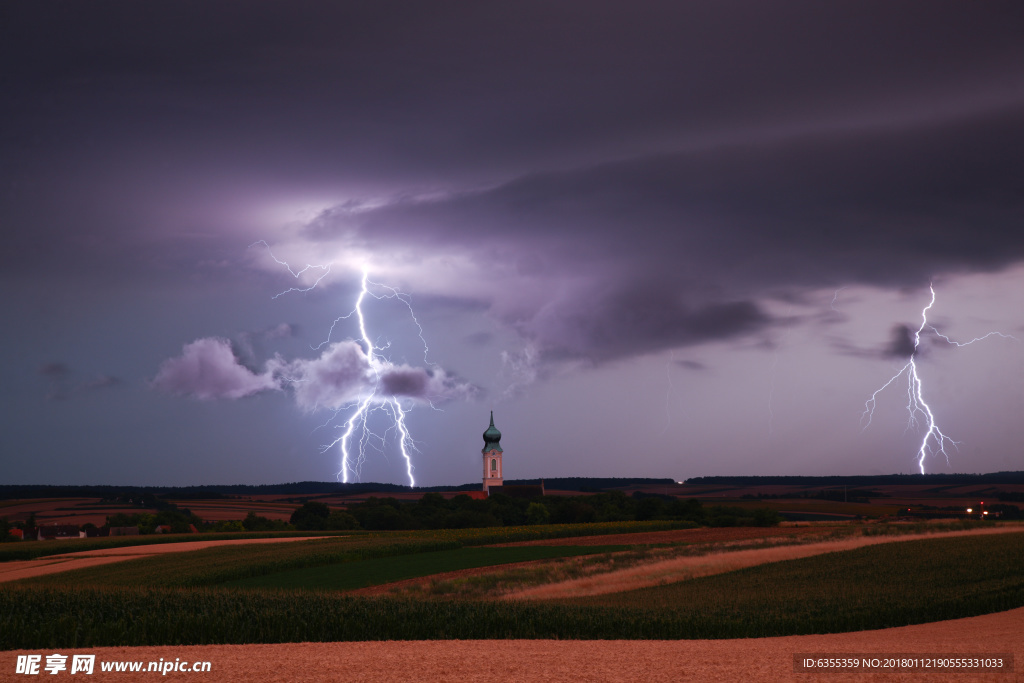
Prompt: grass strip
<box><xmin>223</xmin><ymin>546</ymin><xmax>626</xmax><ymax>591</ymax></box>
<box><xmin>0</xmin><ymin>531</ymin><xmax>360</xmax><ymax>562</ymax></box>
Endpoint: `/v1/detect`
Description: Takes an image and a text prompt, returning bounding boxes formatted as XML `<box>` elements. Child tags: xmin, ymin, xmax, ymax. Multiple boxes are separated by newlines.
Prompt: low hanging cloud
<box><xmin>155</xmin><ymin>337</ymin><xmax>478</xmax><ymax>408</ymax></box>
<box><xmin>276</xmin><ymin>341</ymin><xmax>372</xmax><ymax>410</ymax></box>
<box><xmin>279</xmin><ymin>341</ymin><xmax>478</xmax><ymax>410</ymax></box>
<box><xmin>152</xmin><ymin>337</ymin><xmax>278</xmax><ymax>400</ymax></box>
<box><xmin>380</xmin><ymin>363</ymin><xmax>479</xmax><ymax>404</ymax></box>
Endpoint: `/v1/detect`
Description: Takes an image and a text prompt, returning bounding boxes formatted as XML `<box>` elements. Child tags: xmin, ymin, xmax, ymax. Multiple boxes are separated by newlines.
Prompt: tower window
<box><xmin>491</xmin><ymin>459</ymin><xmax>497</xmax><ymax>472</ymax></box>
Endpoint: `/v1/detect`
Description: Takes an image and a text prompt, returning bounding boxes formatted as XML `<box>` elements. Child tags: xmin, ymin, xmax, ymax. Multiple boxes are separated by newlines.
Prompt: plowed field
<box><xmin>5</xmin><ymin>606</ymin><xmax>1019</xmax><ymax>682</ymax></box>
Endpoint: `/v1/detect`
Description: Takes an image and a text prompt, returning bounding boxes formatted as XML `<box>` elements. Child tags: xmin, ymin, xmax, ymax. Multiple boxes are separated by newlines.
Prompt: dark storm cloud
<box><xmin>4</xmin><ymin>1</ymin><xmax>1024</xmax><ymax>370</ymax></box>
<box><xmin>379</xmin><ymin>367</ymin><xmax>428</xmax><ymax>398</ymax></box>
<box><xmin>3</xmin><ymin>1</ymin><xmax>1023</xmax><ymax>275</ymax></box>
<box><xmin>321</xmin><ymin>108</ymin><xmax>1024</xmax><ymax>285</ymax></box>
<box><xmin>520</xmin><ymin>283</ymin><xmax>771</xmax><ymax>363</ymax></box>
<box><xmin>307</xmin><ymin>106</ymin><xmax>1023</xmax><ymax>364</ymax></box>
<box><xmin>886</xmin><ymin>325</ymin><xmax>918</xmax><ymax>359</ymax></box>
<box><xmin>828</xmin><ymin>323</ymin><xmax>923</xmax><ymax>361</ymax></box>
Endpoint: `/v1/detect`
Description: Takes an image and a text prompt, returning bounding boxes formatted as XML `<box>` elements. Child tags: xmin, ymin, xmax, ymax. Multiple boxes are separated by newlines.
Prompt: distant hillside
<box><xmin>0</xmin><ymin>482</ymin><xmax>461</xmax><ymax>499</ymax></box>
<box><xmin>0</xmin><ymin>477</ymin><xmax>675</xmax><ymax>499</ymax></box>
<box><xmin>684</xmin><ymin>472</ymin><xmax>1024</xmax><ymax>486</ymax></box>
<box><xmin>506</xmin><ymin>477</ymin><xmax>675</xmax><ymax>491</ymax></box>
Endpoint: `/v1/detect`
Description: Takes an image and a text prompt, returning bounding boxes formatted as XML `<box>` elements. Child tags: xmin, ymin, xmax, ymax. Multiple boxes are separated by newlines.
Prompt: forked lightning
<box><xmin>861</xmin><ymin>285</ymin><xmax>1016</xmax><ymax>473</ymax></box>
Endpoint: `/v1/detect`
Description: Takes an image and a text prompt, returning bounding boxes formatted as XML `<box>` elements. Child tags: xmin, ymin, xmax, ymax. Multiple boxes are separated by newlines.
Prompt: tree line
<box><xmin>288</xmin><ymin>491</ymin><xmax>782</xmax><ymax>531</ymax></box>
<box><xmin>0</xmin><ymin>491</ymin><xmax>782</xmax><ymax>541</ymax></box>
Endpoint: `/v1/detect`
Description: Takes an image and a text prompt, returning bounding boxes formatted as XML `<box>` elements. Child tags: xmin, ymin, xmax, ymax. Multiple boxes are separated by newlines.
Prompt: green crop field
<box><xmin>570</xmin><ymin>532</ymin><xmax>1024</xmax><ymax>635</ymax></box>
<box><xmin>0</xmin><ymin>530</ymin><xmax>358</xmax><ymax>562</ymax></box>
<box><xmin>224</xmin><ymin>545</ymin><xmax>626</xmax><ymax>591</ymax></box>
<box><xmin>3</xmin><ymin>529</ymin><xmax>1022</xmax><ymax>649</ymax></box>
<box><xmin>13</xmin><ymin>520</ymin><xmax>690</xmax><ymax>589</ymax></box>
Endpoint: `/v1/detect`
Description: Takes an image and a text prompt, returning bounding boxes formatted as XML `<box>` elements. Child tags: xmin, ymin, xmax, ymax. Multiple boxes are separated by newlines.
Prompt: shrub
<box><xmin>290</xmin><ymin>501</ymin><xmax>331</xmax><ymax>530</ymax></box>
<box><xmin>526</xmin><ymin>502</ymin><xmax>551</xmax><ymax>525</ymax></box>
<box><xmin>326</xmin><ymin>510</ymin><xmax>360</xmax><ymax>530</ymax></box>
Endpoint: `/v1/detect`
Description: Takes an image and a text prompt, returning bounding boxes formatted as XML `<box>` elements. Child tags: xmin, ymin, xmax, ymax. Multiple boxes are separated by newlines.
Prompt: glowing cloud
<box><xmin>152</xmin><ymin>337</ymin><xmax>277</xmax><ymax>400</ymax></box>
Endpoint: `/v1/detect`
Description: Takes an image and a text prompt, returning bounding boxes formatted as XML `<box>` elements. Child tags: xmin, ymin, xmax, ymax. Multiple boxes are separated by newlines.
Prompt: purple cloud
<box><xmin>279</xmin><ymin>341</ymin><xmax>372</xmax><ymax>410</ymax></box>
<box><xmin>380</xmin><ymin>364</ymin><xmax>479</xmax><ymax>403</ymax></box>
<box><xmin>278</xmin><ymin>342</ymin><xmax>479</xmax><ymax>411</ymax></box>
<box><xmin>152</xmin><ymin>337</ymin><xmax>278</xmax><ymax>400</ymax></box>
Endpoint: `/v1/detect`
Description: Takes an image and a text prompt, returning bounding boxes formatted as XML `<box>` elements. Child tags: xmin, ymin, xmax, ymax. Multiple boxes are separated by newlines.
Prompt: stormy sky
<box><xmin>3</xmin><ymin>1</ymin><xmax>1023</xmax><ymax>486</ymax></box>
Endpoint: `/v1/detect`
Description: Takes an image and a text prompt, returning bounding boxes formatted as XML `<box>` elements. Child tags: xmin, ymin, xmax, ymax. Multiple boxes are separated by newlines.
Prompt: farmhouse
<box><xmin>35</xmin><ymin>525</ymin><xmax>84</xmax><ymax>540</ymax></box>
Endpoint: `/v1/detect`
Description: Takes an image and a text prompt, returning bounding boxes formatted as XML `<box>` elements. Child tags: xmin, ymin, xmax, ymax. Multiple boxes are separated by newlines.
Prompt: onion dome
<box><xmin>482</xmin><ymin>411</ymin><xmax>503</xmax><ymax>452</ymax></box>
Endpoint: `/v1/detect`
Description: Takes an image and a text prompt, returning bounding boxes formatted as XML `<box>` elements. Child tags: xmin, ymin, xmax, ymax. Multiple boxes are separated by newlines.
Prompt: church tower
<box><xmin>482</xmin><ymin>411</ymin><xmax>503</xmax><ymax>495</ymax></box>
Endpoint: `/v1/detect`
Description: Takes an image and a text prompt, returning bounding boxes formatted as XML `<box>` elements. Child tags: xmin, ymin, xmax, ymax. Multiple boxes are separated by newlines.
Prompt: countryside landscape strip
<box><xmin>11</xmin><ymin>521</ymin><xmax>692</xmax><ymax>589</ymax></box>
<box><xmin>3</xmin><ymin>530</ymin><xmax>1022</xmax><ymax>648</ymax></box>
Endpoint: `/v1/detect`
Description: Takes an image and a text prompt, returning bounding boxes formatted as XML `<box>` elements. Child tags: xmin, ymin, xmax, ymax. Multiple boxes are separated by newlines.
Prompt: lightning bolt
<box><xmin>248</xmin><ymin>240</ymin><xmax>331</xmax><ymax>298</ymax></box>
<box><xmin>830</xmin><ymin>286</ymin><xmax>846</xmax><ymax>312</ymax></box>
<box><xmin>252</xmin><ymin>242</ymin><xmax>426</xmax><ymax>487</ymax></box>
<box><xmin>320</xmin><ymin>268</ymin><xmax>418</xmax><ymax>485</ymax></box>
<box><xmin>861</xmin><ymin>284</ymin><xmax>1017</xmax><ymax>474</ymax></box>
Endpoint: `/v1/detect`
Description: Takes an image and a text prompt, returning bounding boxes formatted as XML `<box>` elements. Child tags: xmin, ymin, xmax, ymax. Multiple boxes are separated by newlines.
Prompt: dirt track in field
<box><xmin>4</xmin><ymin>606</ymin><xmax>1020</xmax><ymax>682</ymax></box>
<box><xmin>0</xmin><ymin>537</ymin><xmax>329</xmax><ymax>584</ymax></box>
<box><xmin>494</xmin><ymin>524</ymin><xmax>839</xmax><ymax>547</ymax></box>
<box><xmin>506</xmin><ymin>526</ymin><xmax>1024</xmax><ymax>600</ymax></box>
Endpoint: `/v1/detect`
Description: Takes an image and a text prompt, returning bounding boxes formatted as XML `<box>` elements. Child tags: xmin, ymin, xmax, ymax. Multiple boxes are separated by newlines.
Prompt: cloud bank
<box><xmin>154</xmin><ymin>337</ymin><xmax>477</xmax><ymax>409</ymax></box>
<box><xmin>152</xmin><ymin>338</ymin><xmax>278</xmax><ymax>400</ymax></box>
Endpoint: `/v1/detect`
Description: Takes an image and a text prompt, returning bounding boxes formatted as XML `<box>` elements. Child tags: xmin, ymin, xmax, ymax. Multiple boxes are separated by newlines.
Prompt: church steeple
<box><xmin>482</xmin><ymin>410</ymin><xmax>503</xmax><ymax>452</ymax></box>
<box><xmin>482</xmin><ymin>411</ymin><xmax>503</xmax><ymax>494</ymax></box>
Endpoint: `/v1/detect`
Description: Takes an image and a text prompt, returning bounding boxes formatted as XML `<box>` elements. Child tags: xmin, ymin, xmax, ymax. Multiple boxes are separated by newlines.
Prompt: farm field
<box><xmin>6</xmin><ymin>607</ymin><xmax>1018</xmax><ymax>683</ymax></box>
<box><xmin>0</xmin><ymin>536</ymin><xmax>332</xmax><ymax>584</ymax></box>
<box><xmin>224</xmin><ymin>545</ymin><xmax>626</xmax><ymax>591</ymax></box>
<box><xmin>0</xmin><ymin>497</ymin><xmax>303</xmax><ymax>527</ymax></box>
<box><xmin>3</xmin><ymin>522</ymin><xmax>1023</xmax><ymax>651</ymax></box>
<box><xmin>8</xmin><ymin>521</ymin><xmax>694</xmax><ymax>589</ymax></box>
<box><xmin>504</xmin><ymin>526</ymin><xmax>1024</xmax><ymax>600</ymax></box>
<box><xmin>494</xmin><ymin>524</ymin><xmax>841</xmax><ymax>546</ymax></box>
<box><xmin>0</xmin><ymin>530</ymin><xmax>355</xmax><ymax>562</ymax></box>
<box><xmin>568</xmin><ymin>531</ymin><xmax>1024</xmax><ymax>637</ymax></box>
